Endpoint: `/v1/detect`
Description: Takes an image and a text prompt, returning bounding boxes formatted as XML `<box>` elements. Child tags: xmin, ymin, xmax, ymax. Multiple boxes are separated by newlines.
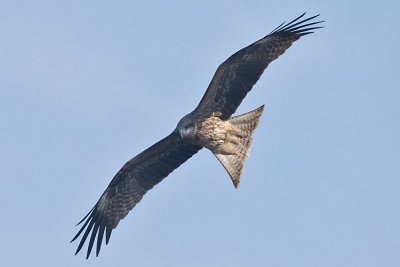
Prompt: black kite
<box><xmin>71</xmin><ymin>13</ymin><xmax>323</xmax><ymax>258</ymax></box>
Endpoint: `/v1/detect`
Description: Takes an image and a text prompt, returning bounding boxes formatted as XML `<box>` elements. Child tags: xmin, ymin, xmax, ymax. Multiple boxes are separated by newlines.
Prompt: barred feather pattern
<box><xmin>214</xmin><ymin>105</ymin><xmax>264</xmax><ymax>188</ymax></box>
<box><xmin>72</xmin><ymin>13</ymin><xmax>323</xmax><ymax>259</ymax></box>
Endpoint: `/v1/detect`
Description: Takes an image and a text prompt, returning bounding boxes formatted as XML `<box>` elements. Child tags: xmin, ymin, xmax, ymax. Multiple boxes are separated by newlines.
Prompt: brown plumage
<box><xmin>214</xmin><ymin>105</ymin><xmax>265</xmax><ymax>188</ymax></box>
<box><xmin>71</xmin><ymin>13</ymin><xmax>323</xmax><ymax>259</ymax></box>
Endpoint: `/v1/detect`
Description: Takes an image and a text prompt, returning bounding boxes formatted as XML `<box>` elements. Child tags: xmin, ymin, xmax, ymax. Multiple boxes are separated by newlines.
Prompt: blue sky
<box><xmin>1</xmin><ymin>1</ymin><xmax>399</xmax><ymax>266</ymax></box>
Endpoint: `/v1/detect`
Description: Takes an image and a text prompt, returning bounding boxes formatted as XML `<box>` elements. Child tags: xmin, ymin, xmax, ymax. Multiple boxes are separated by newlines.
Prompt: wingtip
<box><xmin>270</xmin><ymin>13</ymin><xmax>324</xmax><ymax>36</ymax></box>
<box><xmin>105</xmin><ymin>228</ymin><xmax>112</xmax><ymax>245</ymax></box>
<box><xmin>75</xmin><ymin>207</ymin><xmax>95</xmax><ymax>226</ymax></box>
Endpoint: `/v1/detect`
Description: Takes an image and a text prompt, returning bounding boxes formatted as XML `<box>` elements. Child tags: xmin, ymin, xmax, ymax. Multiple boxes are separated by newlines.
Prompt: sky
<box><xmin>1</xmin><ymin>1</ymin><xmax>399</xmax><ymax>266</ymax></box>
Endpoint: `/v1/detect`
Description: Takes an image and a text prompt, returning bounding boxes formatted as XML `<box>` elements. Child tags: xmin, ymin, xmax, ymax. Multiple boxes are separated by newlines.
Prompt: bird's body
<box><xmin>178</xmin><ymin>105</ymin><xmax>265</xmax><ymax>186</ymax></box>
<box><xmin>197</xmin><ymin>115</ymin><xmax>240</xmax><ymax>154</ymax></box>
<box><xmin>71</xmin><ymin>13</ymin><xmax>323</xmax><ymax>258</ymax></box>
<box><xmin>179</xmin><ymin>110</ymin><xmax>252</xmax><ymax>154</ymax></box>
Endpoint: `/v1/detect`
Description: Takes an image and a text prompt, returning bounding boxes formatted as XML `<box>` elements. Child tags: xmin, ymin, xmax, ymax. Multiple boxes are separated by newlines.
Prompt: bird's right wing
<box><xmin>71</xmin><ymin>132</ymin><xmax>201</xmax><ymax>258</ymax></box>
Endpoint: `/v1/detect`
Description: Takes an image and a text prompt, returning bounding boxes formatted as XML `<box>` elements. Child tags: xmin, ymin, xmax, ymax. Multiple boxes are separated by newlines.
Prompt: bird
<box><xmin>71</xmin><ymin>13</ymin><xmax>323</xmax><ymax>259</ymax></box>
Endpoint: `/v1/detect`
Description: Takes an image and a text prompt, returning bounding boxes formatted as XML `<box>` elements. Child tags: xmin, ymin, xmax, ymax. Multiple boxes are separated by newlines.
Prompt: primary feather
<box><xmin>72</xmin><ymin>13</ymin><xmax>323</xmax><ymax>258</ymax></box>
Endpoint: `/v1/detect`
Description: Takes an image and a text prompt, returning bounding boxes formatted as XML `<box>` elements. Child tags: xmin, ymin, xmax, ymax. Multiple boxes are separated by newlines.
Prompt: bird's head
<box><xmin>176</xmin><ymin>116</ymin><xmax>196</xmax><ymax>139</ymax></box>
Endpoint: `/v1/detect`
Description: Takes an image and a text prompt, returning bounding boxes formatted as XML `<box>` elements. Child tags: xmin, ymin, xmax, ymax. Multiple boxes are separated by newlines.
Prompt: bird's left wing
<box><xmin>71</xmin><ymin>132</ymin><xmax>201</xmax><ymax>258</ymax></box>
<box><xmin>195</xmin><ymin>13</ymin><xmax>323</xmax><ymax>120</ymax></box>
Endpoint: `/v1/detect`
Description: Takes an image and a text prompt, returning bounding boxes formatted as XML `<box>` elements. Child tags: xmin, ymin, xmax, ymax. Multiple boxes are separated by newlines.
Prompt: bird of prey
<box><xmin>71</xmin><ymin>13</ymin><xmax>323</xmax><ymax>258</ymax></box>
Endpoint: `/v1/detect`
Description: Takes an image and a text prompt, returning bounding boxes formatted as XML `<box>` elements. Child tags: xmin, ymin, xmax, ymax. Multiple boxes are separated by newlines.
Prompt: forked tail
<box><xmin>214</xmin><ymin>105</ymin><xmax>264</xmax><ymax>188</ymax></box>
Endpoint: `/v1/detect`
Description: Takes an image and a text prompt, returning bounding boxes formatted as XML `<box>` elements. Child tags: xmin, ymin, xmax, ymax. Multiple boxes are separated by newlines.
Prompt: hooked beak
<box><xmin>178</xmin><ymin>129</ymin><xmax>184</xmax><ymax>139</ymax></box>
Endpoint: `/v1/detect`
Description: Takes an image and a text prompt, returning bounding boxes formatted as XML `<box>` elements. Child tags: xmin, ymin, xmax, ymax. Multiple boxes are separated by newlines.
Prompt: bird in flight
<box><xmin>71</xmin><ymin>13</ymin><xmax>323</xmax><ymax>258</ymax></box>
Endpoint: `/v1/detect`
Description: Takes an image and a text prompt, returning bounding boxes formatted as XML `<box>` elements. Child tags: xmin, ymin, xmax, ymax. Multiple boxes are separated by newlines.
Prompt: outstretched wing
<box><xmin>195</xmin><ymin>13</ymin><xmax>323</xmax><ymax>120</ymax></box>
<box><xmin>71</xmin><ymin>132</ymin><xmax>201</xmax><ymax>258</ymax></box>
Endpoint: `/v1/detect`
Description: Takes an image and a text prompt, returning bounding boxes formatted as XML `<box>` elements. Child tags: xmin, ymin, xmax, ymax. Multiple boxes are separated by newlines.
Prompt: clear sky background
<box><xmin>1</xmin><ymin>1</ymin><xmax>399</xmax><ymax>266</ymax></box>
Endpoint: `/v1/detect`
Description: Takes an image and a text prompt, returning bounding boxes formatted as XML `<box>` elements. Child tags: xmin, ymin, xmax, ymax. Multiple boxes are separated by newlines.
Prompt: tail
<box><xmin>214</xmin><ymin>105</ymin><xmax>264</xmax><ymax>188</ymax></box>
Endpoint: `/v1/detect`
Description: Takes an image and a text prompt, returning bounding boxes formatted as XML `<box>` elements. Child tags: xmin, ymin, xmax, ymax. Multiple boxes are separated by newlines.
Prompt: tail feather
<box><xmin>214</xmin><ymin>105</ymin><xmax>264</xmax><ymax>188</ymax></box>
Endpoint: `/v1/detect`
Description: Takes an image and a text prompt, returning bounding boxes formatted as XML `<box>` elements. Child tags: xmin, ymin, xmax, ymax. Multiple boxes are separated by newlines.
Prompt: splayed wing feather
<box><xmin>72</xmin><ymin>13</ymin><xmax>323</xmax><ymax>259</ymax></box>
<box><xmin>96</xmin><ymin>224</ymin><xmax>105</xmax><ymax>256</ymax></box>
<box><xmin>72</xmin><ymin>133</ymin><xmax>201</xmax><ymax>258</ymax></box>
<box><xmin>195</xmin><ymin>13</ymin><xmax>323</xmax><ymax>120</ymax></box>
